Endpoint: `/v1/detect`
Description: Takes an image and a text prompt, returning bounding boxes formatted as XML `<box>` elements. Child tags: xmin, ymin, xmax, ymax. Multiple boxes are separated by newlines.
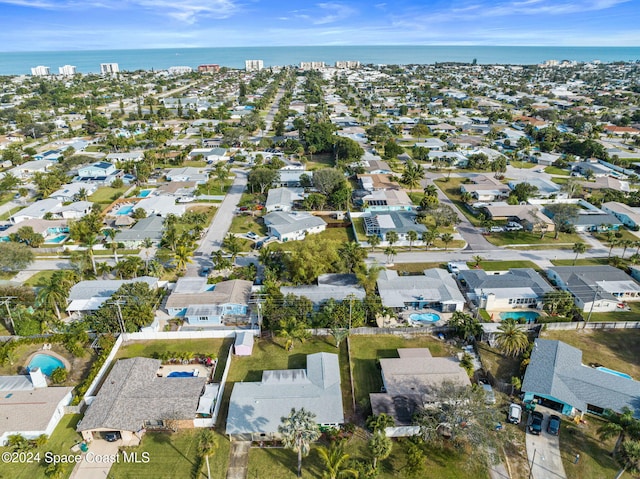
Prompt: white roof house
<box><xmin>263</xmin><ymin>211</ymin><xmax>327</xmax><ymax>242</ymax></box>
<box><xmin>135</xmin><ymin>196</ymin><xmax>186</xmax><ymax>217</ymax></box>
<box><xmin>49</xmin><ymin>183</ymin><xmax>97</xmax><ymax>202</ymax></box>
<box><xmin>11</xmin><ymin>199</ymin><xmax>61</xmax><ymax>224</ymax></box>
<box><xmin>265</xmin><ymin>187</ymin><xmax>304</xmax><ymax>212</ymax></box>
<box><xmin>226</xmin><ymin>353</ymin><xmax>344</xmax><ymax>440</ymax></box>
<box><xmin>67</xmin><ymin>277</ymin><xmax>159</xmax><ymax>314</ymax></box>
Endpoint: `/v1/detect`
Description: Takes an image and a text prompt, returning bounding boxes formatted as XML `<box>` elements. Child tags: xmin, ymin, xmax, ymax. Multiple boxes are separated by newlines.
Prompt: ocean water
<box><xmin>1</xmin><ymin>45</ymin><xmax>639</xmax><ymax>75</ymax></box>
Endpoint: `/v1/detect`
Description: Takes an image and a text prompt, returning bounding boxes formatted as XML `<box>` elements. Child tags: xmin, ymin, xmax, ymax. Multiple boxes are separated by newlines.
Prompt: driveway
<box><xmin>69</xmin><ymin>438</ymin><xmax>120</xmax><ymax>479</ymax></box>
<box><xmin>226</xmin><ymin>441</ymin><xmax>250</xmax><ymax>479</ymax></box>
<box><xmin>525</xmin><ymin>406</ymin><xmax>567</xmax><ymax>479</ymax></box>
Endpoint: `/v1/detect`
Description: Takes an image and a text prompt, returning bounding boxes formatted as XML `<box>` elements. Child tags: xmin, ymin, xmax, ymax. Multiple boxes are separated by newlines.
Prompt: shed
<box><xmin>234</xmin><ymin>332</ymin><xmax>254</xmax><ymax>356</ymax></box>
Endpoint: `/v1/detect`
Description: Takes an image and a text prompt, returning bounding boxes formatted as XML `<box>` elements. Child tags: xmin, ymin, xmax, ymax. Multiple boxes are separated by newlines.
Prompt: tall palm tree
<box><xmin>407</xmin><ymin>230</ymin><xmax>418</xmax><ymax>251</ymax></box>
<box><xmin>421</xmin><ymin>229</ymin><xmax>438</xmax><ymax>250</ymax></box>
<box><xmin>368</xmin><ymin>431</ymin><xmax>392</xmax><ymax>469</ymax></box>
<box><xmin>173</xmin><ymin>244</ymin><xmax>194</xmax><ymax>272</ymax></box>
<box><xmin>572</xmin><ymin>242</ymin><xmax>587</xmax><ymax>265</ymax></box>
<box><xmin>385</xmin><ymin>230</ymin><xmax>398</xmax><ymax>246</ymax></box>
<box><xmin>278</xmin><ymin>408</ymin><xmax>321</xmax><ymax>478</ymax></box>
<box><xmin>401</xmin><ymin>161</ymin><xmax>425</xmax><ymax>189</ymax></box>
<box><xmin>616</xmin><ymin>440</ymin><xmax>640</xmax><ymax>479</ymax></box>
<box><xmin>36</xmin><ymin>277</ymin><xmax>67</xmax><ymax>320</ymax></box>
<box><xmin>317</xmin><ymin>441</ymin><xmax>358</xmax><ymax>479</ymax></box>
<box><xmin>83</xmin><ymin>234</ymin><xmax>98</xmax><ymax>276</ymax></box>
<box><xmin>598</xmin><ymin>407</ymin><xmax>640</xmax><ymax>456</ymax></box>
<box><xmin>95</xmin><ymin>261</ymin><xmax>112</xmax><ymax>279</ymax></box>
<box><xmin>222</xmin><ymin>234</ymin><xmax>242</xmax><ymax>266</ymax></box>
<box><xmin>423</xmin><ymin>184</ymin><xmax>438</xmax><ymax>197</ymax></box>
<box><xmin>278</xmin><ymin>317</ymin><xmax>311</xmax><ymax>351</ymax></box>
<box><xmin>384</xmin><ymin>246</ymin><xmax>397</xmax><ymax>264</ymax></box>
<box><xmin>355</xmin><ymin>264</ymin><xmax>383</xmax><ymax>295</ymax></box>
<box><xmin>198</xmin><ymin>429</ymin><xmax>218</xmax><ymax>479</ymax></box>
<box><xmin>366</xmin><ymin>234</ymin><xmax>381</xmax><ymax>251</ymax></box>
<box><xmin>608</xmin><ymin>238</ymin><xmax>620</xmax><ymax>259</ymax></box>
<box><xmin>621</xmin><ymin>239</ymin><xmax>634</xmax><ymax>259</ymax></box>
<box><xmin>494</xmin><ymin>318</ymin><xmax>529</xmax><ymax>357</ymax></box>
<box><xmin>440</xmin><ymin>232</ymin><xmax>454</xmax><ymax>251</ymax></box>
<box><xmin>338</xmin><ymin>241</ymin><xmax>366</xmax><ymax>273</ymax></box>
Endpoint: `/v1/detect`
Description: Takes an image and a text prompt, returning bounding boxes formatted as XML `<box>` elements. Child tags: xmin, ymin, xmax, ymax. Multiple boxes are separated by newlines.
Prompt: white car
<box><xmin>489</xmin><ymin>226</ymin><xmax>505</xmax><ymax>233</ymax></box>
<box><xmin>506</xmin><ymin>222</ymin><xmax>523</xmax><ymax>231</ymax></box>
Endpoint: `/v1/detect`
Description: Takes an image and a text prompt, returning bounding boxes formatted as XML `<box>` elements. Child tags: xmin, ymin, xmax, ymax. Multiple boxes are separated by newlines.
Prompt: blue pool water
<box><xmin>168</xmin><ymin>371</ymin><xmax>196</xmax><ymax>377</ymax></box>
<box><xmin>28</xmin><ymin>354</ymin><xmax>65</xmax><ymax>376</ymax></box>
<box><xmin>597</xmin><ymin>367</ymin><xmax>632</xmax><ymax>380</ymax></box>
<box><xmin>138</xmin><ymin>189</ymin><xmax>153</xmax><ymax>198</ymax></box>
<box><xmin>409</xmin><ymin>313</ymin><xmax>441</xmax><ymax>323</ymax></box>
<box><xmin>500</xmin><ymin>311</ymin><xmax>540</xmax><ymax>323</ymax></box>
<box><xmin>116</xmin><ymin>205</ymin><xmax>134</xmax><ymax>215</ymax></box>
<box><xmin>46</xmin><ymin>234</ymin><xmax>68</xmax><ymax>244</ymax></box>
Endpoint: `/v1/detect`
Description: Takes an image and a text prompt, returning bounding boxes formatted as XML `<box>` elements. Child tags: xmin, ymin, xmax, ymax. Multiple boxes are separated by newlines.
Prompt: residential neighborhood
<box><xmin>1</xmin><ymin>57</ymin><xmax>640</xmax><ymax>479</ymax></box>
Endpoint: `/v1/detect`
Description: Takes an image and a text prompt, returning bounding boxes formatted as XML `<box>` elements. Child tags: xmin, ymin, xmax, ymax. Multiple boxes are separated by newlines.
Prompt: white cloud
<box><xmin>313</xmin><ymin>2</ymin><xmax>356</xmax><ymax>25</ymax></box>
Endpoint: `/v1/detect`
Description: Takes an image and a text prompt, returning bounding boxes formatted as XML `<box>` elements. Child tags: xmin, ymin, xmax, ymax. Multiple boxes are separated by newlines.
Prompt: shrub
<box><xmin>50</xmin><ymin>367</ymin><xmax>68</xmax><ymax>384</ymax></box>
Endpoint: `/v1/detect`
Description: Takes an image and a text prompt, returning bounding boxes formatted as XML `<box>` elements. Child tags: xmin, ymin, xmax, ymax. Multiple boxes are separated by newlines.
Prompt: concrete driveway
<box><xmin>525</xmin><ymin>406</ymin><xmax>567</xmax><ymax>479</ymax></box>
<box><xmin>69</xmin><ymin>438</ymin><xmax>120</xmax><ymax>479</ymax></box>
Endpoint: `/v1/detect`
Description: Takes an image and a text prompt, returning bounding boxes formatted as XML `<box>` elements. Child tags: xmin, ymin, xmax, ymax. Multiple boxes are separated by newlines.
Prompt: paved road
<box><xmin>525</xmin><ymin>406</ymin><xmax>567</xmax><ymax>479</ymax></box>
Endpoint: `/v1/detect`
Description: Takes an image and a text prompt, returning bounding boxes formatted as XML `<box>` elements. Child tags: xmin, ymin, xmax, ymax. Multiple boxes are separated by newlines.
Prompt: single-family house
<box><xmin>188</xmin><ymin>147</ymin><xmax>227</xmax><ymax>163</ymax></box>
<box><xmin>50</xmin><ymin>201</ymin><xmax>93</xmax><ymax>220</ymax></box>
<box><xmin>106</xmin><ymin>151</ymin><xmax>145</xmax><ymax>163</ymax></box>
<box><xmin>357</xmin><ymin>174</ymin><xmax>399</xmax><ymax>192</ymax></box>
<box><xmin>581</xmin><ymin>177</ymin><xmax>631</xmax><ymax>193</ymax></box>
<box><xmin>547</xmin><ymin>266</ymin><xmax>640</xmax><ymax>312</ymax></box>
<box><xmin>362</xmin><ymin>211</ymin><xmax>427</xmax><ymax>241</ymax></box>
<box><xmin>427</xmin><ymin>151</ymin><xmax>469</xmax><ymax>167</ymax></box>
<box><xmin>0</xmin><ymin>219</ymin><xmax>69</xmax><ymax>243</ymax></box>
<box><xmin>8</xmin><ymin>159</ymin><xmax>55</xmax><ymax>179</ymax></box>
<box><xmin>265</xmin><ymin>187</ymin><xmax>304</xmax><ymax>213</ymax></box>
<box><xmin>49</xmin><ymin>183</ymin><xmax>97</xmax><ymax>202</ymax></box>
<box><xmin>227</xmin><ymin>353</ymin><xmax>344</xmax><ymax>441</ymax></box>
<box><xmin>77</xmin><ymin>357</ymin><xmax>207</xmax><ymax>444</ymax></box>
<box><xmin>273</xmin><ymin>170</ymin><xmax>308</xmax><ymax>188</ymax></box>
<box><xmin>0</xmin><ymin>368</ymin><xmax>73</xmax><ymax>446</ymax></box>
<box><xmin>480</xmin><ymin>203</ymin><xmax>555</xmax><ymax>233</ymax></box>
<box><xmin>458</xmin><ymin>268</ymin><xmax>553</xmax><ymax>310</ymax></box>
<box><xmin>414</xmin><ymin>138</ymin><xmax>447</xmax><ymax>151</ymax></box>
<box><xmin>135</xmin><ymin>196</ymin><xmax>185</xmax><ymax>217</ymax></box>
<box><xmin>281</xmin><ymin>274</ymin><xmax>366</xmax><ymax>308</ymax></box>
<box><xmin>601</xmin><ymin>202</ymin><xmax>640</xmax><ymax>229</ymax></box>
<box><xmin>361</xmin><ymin>189</ymin><xmax>412</xmax><ymax>212</ymax></box>
<box><xmin>11</xmin><ymin>199</ymin><xmax>62</xmax><ymax>224</ymax></box>
<box><xmin>77</xmin><ymin>161</ymin><xmax>116</xmax><ymax>178</ymax></box>
<box><xmin>522</xmin><ymin>339</ymin><xmax>640</xmax><ymax>417</ymax></box>
<box><xmin>165</xmin><ymin>167</ymin><xmax>208</xmax><ymax>184</ymax></box>
<box><xmin>67</xmin><ymin>276</ymin><xmax>159</xmax><ymax>315</ymax></box>
<box><xmin>460</xmin><ymin>175</ymin><xmax>511</xmax><ymax>201</ymax></box>
<box><xmin>114</xmin><ymin>215</ymin><xmax>165</xmax><ymax>248</ymax></box>
<box><xmin>369</xmin><ymin>348</ymin><xmax>471</xmax><ymax>437</ymax></box>
<box><xmin>263</xmin><ymin>211</ymin><xmax>327</xmax><ymax>242</ymax></box>
<box><xmin>376</xmin><ymin>269</ymin><xmax>465</xmax><ymax>312</ymax></box>
<box><xmin>165</xmin><ymin>278</ymin><xmax>252</xmax><ymax>326</ymax></box>
<box><xmin>507</xmin><ymin>177</ymin><xmax>565</xmax><ymax>199</ymax></box>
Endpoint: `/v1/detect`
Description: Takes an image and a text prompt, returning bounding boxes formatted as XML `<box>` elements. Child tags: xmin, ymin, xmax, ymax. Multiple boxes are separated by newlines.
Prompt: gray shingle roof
<box><xmin>522</xmin><ymin>339</ymin><xmax>640</xmax><ymax>415</ymax></box>
<box><xmin>264</xmin><ymin>211</ymin><xmax>326</xmax><ymax>236</ymax></box>
<box><xmin>226</xmin><ymin>353</ymin><xmax>343</xmax><ymax>435</ymax></box>
<box><xmin>166</xmin><ymin>279</ymin><xmax>252</xmax><ymax>310</ymax></box>
<box><xmin>548</xmin><ymin>265</ymin><xmax>640</xmax><ymax>303</ymax></box>
<box><xmin>459</xmin><ymin>268</ymin><xmax>553</xmax><ymax>297</ymax></box>
<box><xmin>78</xmin><ymin>357</ymin><xmax>206</xmax><ymax>432</ymax></box>
<box><xmin>115</xmin><ymin>215</ymin><xmax>165</xmax><ymax>242</ymax></box>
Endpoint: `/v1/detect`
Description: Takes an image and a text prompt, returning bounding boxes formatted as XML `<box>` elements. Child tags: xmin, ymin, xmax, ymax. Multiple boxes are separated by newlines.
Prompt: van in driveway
<box><xmin>508</xmin><ymin>403</ymin><xmax>522</xmax><ymax>424</ymax></box>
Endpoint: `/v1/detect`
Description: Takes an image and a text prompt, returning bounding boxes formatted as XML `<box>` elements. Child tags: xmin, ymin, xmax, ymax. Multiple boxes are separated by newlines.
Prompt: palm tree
<box><xmin>608</xmin><ymin>238</ymin><xmax>620</xmax><ymax>259</ymax></box>
<box><xmin>278</xmin><ymin>408</ymin><xmax>321</xmax><ymax>478</ymax></box>
<box><xmin>338</xmin><ymin>241</ymin><xmax>366</xmax><ymax>273</ymax></box>
<box><xmin>355</xmin><ymin>264</ymin><xmax>383</xmax><ymax>295</ymax></box>
<box><xmin>440</xmin><ymin>232</ymin><xmax>454</xmax><ymax>250</ymax></box>
<box><xmin>385</xmin><ymin>230</ymin><xmax>398</xmax><ymax>246</ymax></box>
<box><xmin>460</xmin><ymin>191</ymin><xmax>473</xmax><ymax>204</ymax></box>
<box><xmin>616</xmin><ymin>440</ymin><xmax>640</xmax><ymax>479</ymax></box>
<box><xmin>401</xmin><ymin>161</ymin><xmax>425</xmax><ymax>189</ymax></box>
<box><xmin>407</xmin><ymin>230</ymin><xmax>418</xmax><ymax>251</ymax></box>
<box><xmin>212</xmin><ymin>250</ymin><xmax>231</xmax><ymax>271</ymax></box>
<box><xmin>278</xmin><ymin>317</ymin><xmax>311</xmax><ymax>351</ymax></box>
<box><xmin>198</xmin><ymin>429</ymin><xmax>218</xmax><ymax>479</ymax></box>
<box><xmin>367</xmin><ymin>234</ymin><xmax>381</xmax><ymax>251</ymax></box>
<box><xmin>95</xmin><ymin>261</ymin><xmax>112</xmax><ymax>279</ymax></box>
<box><xmin>572</xmin><ymin>242</ymin><xmax>587</xmax><ymax>265</ymax></box>
<box><xmin>317</xmin><ymin>441</ymin><xmax>358</xmax><ymax>479</ymax></box>
<box><xmin>423</xmin><ymin>184</ymin><xmax>438</xmax><ymax>197</ymax></box>
<box><xmin>83</xmin><ymin>234</ymin><xmax>98</xmax><ymax>276</ymax></box>
<box><xmin>472</xmin><ymin>255</ymin><xmax>483</xmax><ymax>268</ymax></box>
<box><xmin>173</xmin><ymin>244</ymin><xmax>193</xmax><ymax>272</ymax></box>
<box><xmin>597</xmin><ymin>407</ymin><xmax>640</xmax><ymax>457</ymax></box>
<box><xmin>621</xmin><ymin>239</ymin><xmax>634</xmax><ymax>259</ymax></box>
<box><xmin>368</xmin><ymin>431</ymin><xmax>392</xmax><ymax>469</ymax></box>
<box><xmin>494</xmin><ymin>318</ymin><xmax>530</xmax><ymax>357</ymax></box>
<box><xmin>36</xmin><ymin>276</ymin><xmax>67</xmax><ymax>320</ymax></box>
<box><xmin>222</xmin><ymin>234</ymin><xmax>242</xmax><ymax>266</ymax></box>
<box><xmin>384</xmin><ymin>246</ymin><xmax>397</xmax><ymax>264</ymax></box>
<box><xmin>421</xmin><ymin>229</ymin><xmax>438</xmax><ymax>250</ymax></box>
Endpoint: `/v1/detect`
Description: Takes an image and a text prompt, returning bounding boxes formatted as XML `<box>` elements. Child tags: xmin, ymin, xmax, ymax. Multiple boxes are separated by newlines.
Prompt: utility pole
<box><xmin>584</xmin><ymin>284</ymin><xmax>601</xmax><ymax>329</ymax></box>
<box><xmin>0</xmin><ymin>297</ymin><xmax>16</xmax><ymax>334</ymax></box>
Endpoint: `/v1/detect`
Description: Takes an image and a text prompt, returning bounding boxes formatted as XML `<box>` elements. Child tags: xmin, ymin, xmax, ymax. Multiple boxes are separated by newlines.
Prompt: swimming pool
<box><xmin>45</xmin><ymin>234</ymin><xmax>68</xmax><ymax>244</ymax></box>
<box><xmin>500</xmin><ymin>311</ymin><xmax>540</xmax><ymax>323</ymax></box>
<box><xmin>28</xmin><ymin>354</ymin><xmax>65</xmax><ymax>376</ymax></box>
<box><xmin>168</xmin><ymin>371</ymin><xmax>197</xmax><ymax>377</ymax></box>
<box><xmin>409</xmin><ymin>313</ymin><xmax>441</xmax><ymax>323</ymax></box>
<box><xmin>138</xmin><ymin>189</ymin><xmax>153</xmax><ymax>198</ymax></box>
<box><xmin>597</xmin><ymin>366</ymin><xmax>632</xmax><ymax>379</ymax></box>
<box><xmin>115</xmin><ymin>205</ymin><xmax>134</xmax><ymax>215</ymax></box>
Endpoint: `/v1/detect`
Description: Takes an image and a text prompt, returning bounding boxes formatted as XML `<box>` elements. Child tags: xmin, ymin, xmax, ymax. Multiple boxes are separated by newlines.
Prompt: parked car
<box><xmin>508</xmin><ymin>403</ymin><xmax>522</xmax><ymax>424</ymax></box>
<box><xmin>489</xmin><ymin>226</ymin><xmax>505</xmax><ymax>233</ymax></box>
<box><xmin>547</xmin><ymin>414</ymin><xmax>561</xmax><ymax>436</ymax></box>
<box><xmin>481</xmin><ymin>382</ymin><xmax>496</xmax><ymax>404</ymax></box>
<box><xmin>528</xmin><ymin>411</ymin><xmax>544</xmax><ymax>435</ymax></box>
<box><xmin>246</xmin><ymin>231</ymin><xmax>259</xmax><ymax>240</ymax></box>
<box><xmin>103</xmin><ymin>432</ymin><xmax>121</xmax><ymax>442</ymax></box>
<box><xmin>199</xmin><ymin>267</ymin><xmax>211</xmax><ymax>277</ymax></box>
<box><xmin>506</xmin><ymin>222</ymin><xmax>523</xmax><ymax>231</ymax></box>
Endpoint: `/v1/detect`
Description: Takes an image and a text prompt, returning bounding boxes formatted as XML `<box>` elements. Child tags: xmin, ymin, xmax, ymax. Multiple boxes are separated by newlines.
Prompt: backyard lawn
<box><xmin>229</xmin><ymin>213</ymin><xmax>267</xmax><ymax>236</ymax></box>
<box><xmin>540</xmin><ymin>329</ymin><xmax>640</xmax><ymax>379</ymax></box>
<box><xmin>0</xmin><ymin>414</ymin><xmax>83</xmax><ymax>479</ymax></box>
<box><xmin>89</xmin><ymin>186</ymin><xmax>129</xmax><ymax>204</ymax></box>
<box><xmin>348</xmin><ymin>335</ymin><xmax>458</xmax><ymax>411</ymax></box>
<box><xmin>110</xmin><ymin>429</ymin><xmax>230</xmax><ymax>479</ymax></box>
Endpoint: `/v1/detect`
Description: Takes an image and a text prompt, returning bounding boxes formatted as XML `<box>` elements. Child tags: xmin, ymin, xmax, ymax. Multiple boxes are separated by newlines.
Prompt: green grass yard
<box><xmin>434</xmin><ymin>177</ymin><xmax>483</xmax><ymax>226</ymax></box>
<box><xmin>0</xmin><ymin>415</ymin><xmax>83</xmax><ymax>479</ymax></box>
<box><xmin>110</xmin><ymin>429</ymin><xmax>230</xmax><ymax>479</ymax></box>
<box><xmin>483</xmin><ymin>230</ymin><xmax>583</xmax><ymax>247</ymax></box>
<box><xmin>89</xmin><ymin>186</ymin><xmax>129</xmax><ymax>204</ymax></box>
<box><xmin>229</xmin><ymin>214</ymin><xmax>267</xmax><ymax>236</ymax></box>
<box><xmin>472</xmin><ymin>260</ymin><xmax>541</xmax><ymax>271</ymax></box>
<box><xmin>544</xmin><ymin>166</ymin><xmax>571</xmax><ymax>176</ymax></box>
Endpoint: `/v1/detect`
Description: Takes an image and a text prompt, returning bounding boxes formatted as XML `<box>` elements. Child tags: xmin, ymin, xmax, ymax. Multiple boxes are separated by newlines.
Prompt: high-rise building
<box><xmin>58</xmin><ymin>65</ymin><xmax>77</xmax><ymax>76</ymax></box>
<box><xmin>245</xmin><ymin>60</ymin><xmax>264</xmax><ymax>72</ymax></box>
<box><xmin>299</xmin><ymin>61</ymin><xmax>326</xmax><ymax>71</ymax></box>
<box><xmin>197</xmin><ymin>64</ymin><xmax>220</xmax><ymax>73</ymax></box>
<box><xmin>30</xmin><ymin>65</ymin><xmax>50</xmax><ymax>76</ymax></box>
<box><xmin>335</xmin><ymin>60</ymin><xmax>361</xmax><ymax>69</ymax></box>
<box><xmin>168</xmin><ymin>66</ymin><xmax>193</xmax><ymax>75</ymax></box>
<box><xmin>100</xmin><ymin>63</ymin><xmax>120</xmax><ymax>74</ymax></box>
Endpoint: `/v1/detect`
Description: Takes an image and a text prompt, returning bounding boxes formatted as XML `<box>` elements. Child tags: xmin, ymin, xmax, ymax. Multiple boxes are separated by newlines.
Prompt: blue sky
<box><xmin>1</xmin><ymin>0</ymin><xmax>638</xmax><ymax>51</ymax></box>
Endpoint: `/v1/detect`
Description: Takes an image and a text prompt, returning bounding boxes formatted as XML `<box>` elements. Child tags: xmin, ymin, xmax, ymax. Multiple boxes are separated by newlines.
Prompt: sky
<box><xmin>0</xmin><ymin>0</ymin><xmax>639</xmax><ymax>51</ymax></box>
